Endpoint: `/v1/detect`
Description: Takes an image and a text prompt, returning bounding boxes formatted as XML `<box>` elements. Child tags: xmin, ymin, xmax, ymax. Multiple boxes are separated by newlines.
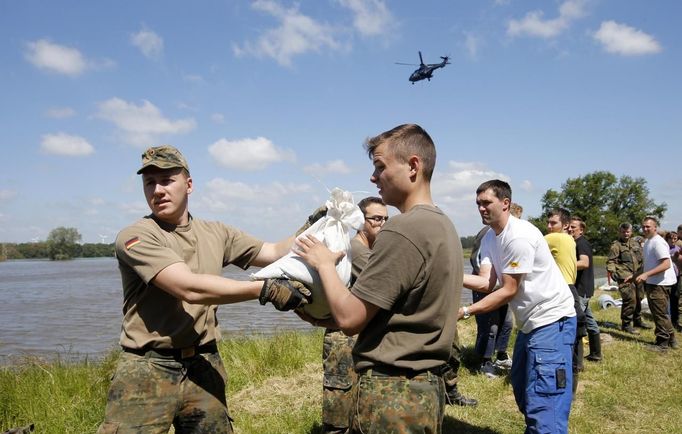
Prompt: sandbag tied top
<box><xmin>252</xmin><ymin>187</ymin><xmax>364</xmax><ymax>319</ymax></box>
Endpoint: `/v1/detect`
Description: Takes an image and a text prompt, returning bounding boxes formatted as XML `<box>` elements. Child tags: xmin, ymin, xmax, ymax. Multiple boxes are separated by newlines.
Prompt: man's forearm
<box><xmin>467</xmin><ymin>286</ymin><xmax>514</xmax><ymax>316</ymax></box>
<box><xmin>463</xmin><ymin>273</ymin><xmax>492</xmax><ymax>293</ymax></box>
<box><xmin>154</xmin><ymin>262</ymin><xmax>262</xmax><ymax>304</ymax></box>
<box><xmin>317</xmin><ymin>263</ymin><xmax>367</xmax><ymax>334</ymax></box>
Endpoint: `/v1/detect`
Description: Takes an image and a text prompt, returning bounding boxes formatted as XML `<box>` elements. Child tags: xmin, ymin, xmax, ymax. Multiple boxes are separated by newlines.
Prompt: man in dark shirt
<box><xmin>569</xmin><ymin>217</ymin><xmax>601</xmax><ymax>362</ymax></box>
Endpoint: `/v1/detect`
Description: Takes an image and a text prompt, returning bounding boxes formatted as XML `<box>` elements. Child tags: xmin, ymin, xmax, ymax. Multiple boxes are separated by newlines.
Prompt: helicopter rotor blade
<box><xmin>418</xmin><ymin>51</ymin><xmax>424</xmax><ymax>65</ymax></box>
<box><xmin>395</xmin><ymin>62</ymin><xmax>418</xmax><ymax>66</ymax></box>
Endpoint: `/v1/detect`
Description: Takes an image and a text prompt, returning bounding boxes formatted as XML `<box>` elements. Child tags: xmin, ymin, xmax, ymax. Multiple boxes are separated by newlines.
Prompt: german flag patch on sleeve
<box><xmin>125</xmin><ymin>237</ymin><xmax>141</xmax><ymax>250</ymax></box>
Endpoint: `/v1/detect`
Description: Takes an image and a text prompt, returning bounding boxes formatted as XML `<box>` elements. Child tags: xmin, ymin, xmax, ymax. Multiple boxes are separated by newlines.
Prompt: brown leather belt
<box><xmin>122</xmin><ymin>341</ymin><xmax>218</xmax><ymax>360</ymax></box>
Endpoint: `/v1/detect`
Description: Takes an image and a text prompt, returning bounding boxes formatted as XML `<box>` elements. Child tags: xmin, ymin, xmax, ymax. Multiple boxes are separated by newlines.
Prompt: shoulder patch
<box><xmin>125</xmin><ymin>237</ymin><xmax>141</xmax><ymax>250</ymax></box>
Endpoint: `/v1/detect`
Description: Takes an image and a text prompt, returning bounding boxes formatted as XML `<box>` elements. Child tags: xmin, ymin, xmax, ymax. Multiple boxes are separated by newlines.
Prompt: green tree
<box><xmin>529</xmin><ymin>171</ymin><xmax>667</xmax><ymax>255</ymax></box>
<box><xmin>47</xmin><ymin>227</ymin><xmax>82</xmax><ymax>260</ymax></box>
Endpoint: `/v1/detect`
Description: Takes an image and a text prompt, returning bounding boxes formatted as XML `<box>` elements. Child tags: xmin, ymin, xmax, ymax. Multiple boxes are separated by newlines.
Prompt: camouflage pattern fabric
<box><xmin>97</xmin><ymin>351</ymin><xmax>232</xmax><ymax>434</ymax></box>
<box><xmin>323</xmin><ymin>329</ymin><xmax>357</xmax><ymax>433</ymax></box>
<box><xmin>618</xmin><ymin>281</ymin><xmax>646</xmax><ymax>324</ymax></box>
<box><xmin>607</xmin><ymin>238</ymin><xmax>645</xmax><ymax>324</ymax></box>
<box><xmin>351</xmin><ymin>371</ymin><xmax>445</xmax><ymax>434</ymax></box>
<box><xmin>441</xmin><ymin>327</ymin><xmax>461</xmax><ymax>391</ymax></box>
<box><xmin>606</xmin><ymin>238</ymin><xmax>643</xmax><ymax>281</ymax></box>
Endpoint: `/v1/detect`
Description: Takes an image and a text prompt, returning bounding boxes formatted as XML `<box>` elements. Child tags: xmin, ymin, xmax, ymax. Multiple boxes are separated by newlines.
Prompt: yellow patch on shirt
<box><xmin>509</xmin><ymin>261</ymin><xmax>519</xmax><ymax>268</ymax></box>
<box><xmin>125</xmin><ymin>237</ymin><xmax>141</xmax><ymax>250</ymax></box>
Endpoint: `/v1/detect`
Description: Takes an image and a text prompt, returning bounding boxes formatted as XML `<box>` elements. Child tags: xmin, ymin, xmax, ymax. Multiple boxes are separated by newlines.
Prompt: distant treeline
<box><xmin>0</xmin><ymin>242</ymin><xmax>114</xmax><ymax>260</ymax></box>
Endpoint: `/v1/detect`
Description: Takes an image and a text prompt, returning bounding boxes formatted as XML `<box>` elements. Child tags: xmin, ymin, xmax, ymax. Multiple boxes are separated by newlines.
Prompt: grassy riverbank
<box><xmin>2</xmin><ymin>293</ymin><xmax>681</xmax><ymax>433</ymax></box>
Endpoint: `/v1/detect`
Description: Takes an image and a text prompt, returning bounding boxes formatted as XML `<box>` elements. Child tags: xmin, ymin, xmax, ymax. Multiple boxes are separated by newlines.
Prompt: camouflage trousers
<box><xmin>323</xmin><ymin>329</ymin><xmax>357</xmax><ymax>434</ymax></box>
<box><xmin>351</xmin><ymin>369</ymin><xmax>446</xmax><ymax>434</ymax></box>
<box><xmin>618</xmin><ymin>280</ymin><xmax>645</xmax><ymax>325</ymax></box>
<box><xmin>97</xmin><ymin>350</ymin><xmax>232</xmax><ymax>434</ymax></box>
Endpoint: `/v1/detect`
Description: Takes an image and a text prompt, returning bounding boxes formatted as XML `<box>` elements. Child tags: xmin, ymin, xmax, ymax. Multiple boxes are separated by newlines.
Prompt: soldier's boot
<box><xmin>574</xmin><ymin>339</ymin><xmax>584</xmax><ymax>372</ymax></box>
<box><xmin>634</xmin><ymin>319</ymin><xmax>652</xmax><ymax>330</ymax></box>
<box><xmin>572</xmin><ymin>371</ymin><xmax>579</xmax><ymax>394</ymax></box>
<box><xmin>585</xmin><ymin>333</ymin><xmax>602</xmax><ymax>362</ymax></box>
<box><xmin>621</xmin><ymin>323</ymin><xmax>639</xmax><ymax>334</ymax></box>
<box><xmin>445</xmin><ymin>384</ymin><xmax>478</xmax><ymax>407</ymax></box>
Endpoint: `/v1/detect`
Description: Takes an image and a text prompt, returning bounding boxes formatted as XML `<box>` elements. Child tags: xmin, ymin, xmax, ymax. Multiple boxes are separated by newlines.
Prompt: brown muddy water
<box><xmin>0</xmin><ymin>257</ymin><xmax>476</xmax><ymax>364</ymax></box>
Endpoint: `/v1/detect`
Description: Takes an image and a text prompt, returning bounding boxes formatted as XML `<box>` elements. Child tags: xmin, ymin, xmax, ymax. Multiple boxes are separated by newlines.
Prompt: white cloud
<box><xmin>507</xmin><ymin>0</ymin><xmax>586</xmax><ymax>39</ymax></box>
<box><xmin>233</xmin><ymin>0</ymin><xmax>345</xmax><ymax>67</ymax></box>
<box><xmin>208</xmin><ymin>137</ymin><xmax>296</xmax><ymax>171</ymax></box>
<box><xmin>304</xmin><ymin>160</ymin><xmax>352</xmax><ymax>176</ymax></box>
<box><xmin>211</xmin><ymin>113</ymin><xmax>225</xmax><ymax>124</ymax></box>
<box><xmin>0</xmin><ymin>189</ymin><xmax>17</xmax><ymax>201</ymax></box>
<box><xmin>463</xmin><ymin>32</ymin><xmax>480</xmax><ymax>59</ymax></box>
<box><xmin>431</xmin><ymin>161</ymin><xmax>511</xmax><ymax>234</ymax></box>
<box><xmin>45</xmin><ymin>107</ymin><xmax>76</xmax><ymax>119</ymax></box>
<box><xmin>592</xmin><ymin>21</ymin><xmax>662</xmax><ymax>56</ymax></box>
<box><xmin>120</xmin><ymin>201</ymin><xmax>150</xmax><ymax>216</ymax></box>
<box><xmin>337</xmin><ymin>0</ymin><xmax>394</xmax><ymax>37</ymax></box>
<box><xmin>520</xmin><ymin>180</ymin><xmax>533</xmax><ymax>191</ymax></box>
<box><xmin>95</xmin><ymin>97</ymin><xmax>196</xmax><ymax>147</ymax></box>
<box><xmin>25</xmin><ymin>39</ymin><xmax>87</xmax><ymax>76</ymax></box>
<box><xmin>130</xmin><ymin>29</ymin><xmax>164</xmax><ymax>60</ymax></box>
<box><xmin>183</xmin><ymin>74</ymin><xmax>205</xmax><ymax>83</ymax></box>
<box><xmin>40</xmin><ymin>132</ymin><xmax>94</xmax><ymax>156</ymax></box>
<box><xmin>201</xmin><ymin>178</ymin><xmax>312</xmax><ymax>209</ymax></box>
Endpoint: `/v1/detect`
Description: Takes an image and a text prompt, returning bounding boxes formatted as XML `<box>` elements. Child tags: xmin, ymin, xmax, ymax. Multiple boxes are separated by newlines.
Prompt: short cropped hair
<box><xmin>476</xmin><ymin>179</ymin><xmax>512</xmax><ymax>201</ymax></box>
<box><xmin>357</xmin><ymin>196</ymin><xmax>385</xmax><ymax>216</ymax></box>
<box><xmin>549</xmin><ymin>207</ymin><xmax>571</xmax><ymax>226</ymax></box>
<box><xmin>643</xmin><ymin>215</ymin><xmax>659</xmax><ymax>227</ymax></box>
<box><xmin>364</xmin><ymin>124</ymin><xmax>436</xmax><ymax>181</ymax></box>
<box><xmin>665</xmin><ymin>231</ymin><xmax>678</xmax><ymax>242</ymax></box>
<box><xmin>619</xmin><ymin>222</ymin><xmax>632</xmax><ymax>231</ymax></box>
<box><xmin>510</xmin><ymin>202</ymin><xmax>523</xmax><ymax>218</ymax></box>
<box><xmin>571</xmin><ymin>216</ymin><xmax>586</xmax><ymax>231</ymax></box>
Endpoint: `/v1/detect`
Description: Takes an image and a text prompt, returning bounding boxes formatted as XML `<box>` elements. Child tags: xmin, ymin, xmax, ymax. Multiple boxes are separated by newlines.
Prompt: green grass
<box><xmin>2</xmin><ymin>296</ymin><xmax>682</xmax><ymax>433</ymax></box>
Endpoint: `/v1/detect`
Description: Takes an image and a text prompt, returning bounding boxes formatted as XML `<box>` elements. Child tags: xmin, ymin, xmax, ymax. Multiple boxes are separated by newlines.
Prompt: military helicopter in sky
<box><xmin>395</xmin><ymin>51</ymin><xmax>450</xmax><ymax>84</ymax></box>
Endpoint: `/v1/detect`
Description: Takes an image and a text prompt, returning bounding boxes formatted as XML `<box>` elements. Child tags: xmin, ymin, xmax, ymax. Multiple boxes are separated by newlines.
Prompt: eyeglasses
<box><xmin>365</xmin><ymin>215</ymin><xmax>389</xmax><ymax>224</ymax></box>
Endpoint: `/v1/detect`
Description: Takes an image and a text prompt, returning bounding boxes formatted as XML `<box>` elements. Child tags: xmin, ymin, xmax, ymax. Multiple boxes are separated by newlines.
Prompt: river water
<box><xmin>0</xmin><ymin>257</ymin><xmax>475</xmax><ymax>364</ymax></box>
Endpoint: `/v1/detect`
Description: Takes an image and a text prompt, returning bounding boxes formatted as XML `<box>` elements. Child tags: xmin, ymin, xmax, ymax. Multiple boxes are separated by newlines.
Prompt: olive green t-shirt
<box><xmin>350</xmin><ymin>236</ymin><xmax>370</xmax><ymax>284</ymax></box>
<box><xmin>115</xmin><ymin>215</ymin><xmax>263</xmax><ymax>349</ymax></box>
<box><xmin>351</xmin><ymin>205</ymin><xmax>463</xmax><ymax>372</ymax></box>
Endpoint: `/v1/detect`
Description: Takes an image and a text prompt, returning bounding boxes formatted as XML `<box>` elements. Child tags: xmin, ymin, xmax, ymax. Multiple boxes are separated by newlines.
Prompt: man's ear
<box><xmin>186</xmin><ymin>176</ymin><xmax>193</xmax><ymax>195</ymax></box>
<box><xmin>502</xmin><ymin>197</ymin><xmax>511</xmax><ymax>211</ymax></box>
<box><xmin>408</xmin><ymin>155</ymin><xmax>420</xmax><ymax>178</ymax></box>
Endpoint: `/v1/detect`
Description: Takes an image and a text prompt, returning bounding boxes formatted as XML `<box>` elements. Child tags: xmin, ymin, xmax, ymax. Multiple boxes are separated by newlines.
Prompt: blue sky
<box><xmin>1</xmin><ymin>0</ymin><xmax>679</xmax><ymax>244</ymax></box>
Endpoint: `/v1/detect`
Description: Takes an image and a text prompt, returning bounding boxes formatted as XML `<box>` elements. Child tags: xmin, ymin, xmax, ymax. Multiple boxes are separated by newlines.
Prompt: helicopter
<box><xmin>395</xmin><ymin>51</ymin><xmax>450</xmax><ymax>84</ymax></box>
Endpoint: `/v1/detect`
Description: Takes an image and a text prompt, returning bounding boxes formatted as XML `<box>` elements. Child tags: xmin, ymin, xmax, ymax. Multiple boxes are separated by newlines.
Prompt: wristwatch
<box><xmin>462</xmin><ymin>306</ymin><xmax>471</xmax><ymax>319</ymax></box>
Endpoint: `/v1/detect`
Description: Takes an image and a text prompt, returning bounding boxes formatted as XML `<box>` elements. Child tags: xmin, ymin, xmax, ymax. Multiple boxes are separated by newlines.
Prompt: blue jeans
<box><xmin>511</xmin><ymin>316</ymin><xmax>576</xmax><ymax>434</ymax></box>
<box><xmin>578</xmin><ymin>296</ymin><xmax>599</xmax><ymax>335</ymax></box>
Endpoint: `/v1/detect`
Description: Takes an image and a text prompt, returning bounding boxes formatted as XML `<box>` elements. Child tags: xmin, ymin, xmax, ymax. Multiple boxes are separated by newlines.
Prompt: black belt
<box><xmin>358</xmin><ymin>364</ymin><xmax>446</xmax><ymax>379</ymax></box>
<box><xmin>122</xmin><ymin>341</ymin><xmax>218</xmax><ymax>360</ymax></box>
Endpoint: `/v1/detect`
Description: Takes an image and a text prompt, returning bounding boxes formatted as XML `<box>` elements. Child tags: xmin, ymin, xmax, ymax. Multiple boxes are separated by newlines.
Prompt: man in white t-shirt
<box><xmin>460</xmin><ymin>179</ymin><xmax>576</xmax><ymax>434</ymax></box>
<box><xmin>635</xmin><ymin>216</ymin><xmax>677</xmax><ymax>351</ymax></box>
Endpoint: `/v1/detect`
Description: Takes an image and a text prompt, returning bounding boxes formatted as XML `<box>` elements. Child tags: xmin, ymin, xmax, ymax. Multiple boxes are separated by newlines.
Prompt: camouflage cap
<box><xmin>137</xmin><ymin>145</ymin><xmax>190</xmax><ymax>174</ymax></box>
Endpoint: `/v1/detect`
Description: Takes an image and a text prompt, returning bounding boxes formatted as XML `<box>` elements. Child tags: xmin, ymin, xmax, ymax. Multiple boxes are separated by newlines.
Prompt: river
<box><xmin>0</xmin><ymin>257</ymin><xmax>476</xmax><ymax>364</ymax></box>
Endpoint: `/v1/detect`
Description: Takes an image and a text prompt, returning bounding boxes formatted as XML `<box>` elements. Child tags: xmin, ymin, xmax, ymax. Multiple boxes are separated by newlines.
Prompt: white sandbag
<box><xmin>252</xmin><ymin>188</ymin><xmax>365</xmax><ymax>319</ymax></box>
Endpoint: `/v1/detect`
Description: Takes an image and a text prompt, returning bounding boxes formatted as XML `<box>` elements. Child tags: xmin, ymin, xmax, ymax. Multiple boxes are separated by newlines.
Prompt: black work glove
<box><xmin>259</xmin><ymin>279</ymin><xmax>312</xmax><ymax>311</ymax></box>
<box><xmin>295</xmin><ymin>205</ymin><xmax>328</xmax><ymax>236</ymax></box>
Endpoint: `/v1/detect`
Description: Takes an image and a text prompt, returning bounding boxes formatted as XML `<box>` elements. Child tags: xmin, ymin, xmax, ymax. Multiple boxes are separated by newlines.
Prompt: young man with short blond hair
<box><xmin>297</xmin><ymin>124</ymin><xmax>462</xmax><ymax>433</ymax></box>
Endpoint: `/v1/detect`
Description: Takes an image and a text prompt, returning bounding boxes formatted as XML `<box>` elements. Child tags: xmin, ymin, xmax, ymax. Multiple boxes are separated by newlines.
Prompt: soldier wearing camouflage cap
<box><xmin>98</xmin><ymin>145</ymin><xmax>317</xmax><ymax>434</ymax></box>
